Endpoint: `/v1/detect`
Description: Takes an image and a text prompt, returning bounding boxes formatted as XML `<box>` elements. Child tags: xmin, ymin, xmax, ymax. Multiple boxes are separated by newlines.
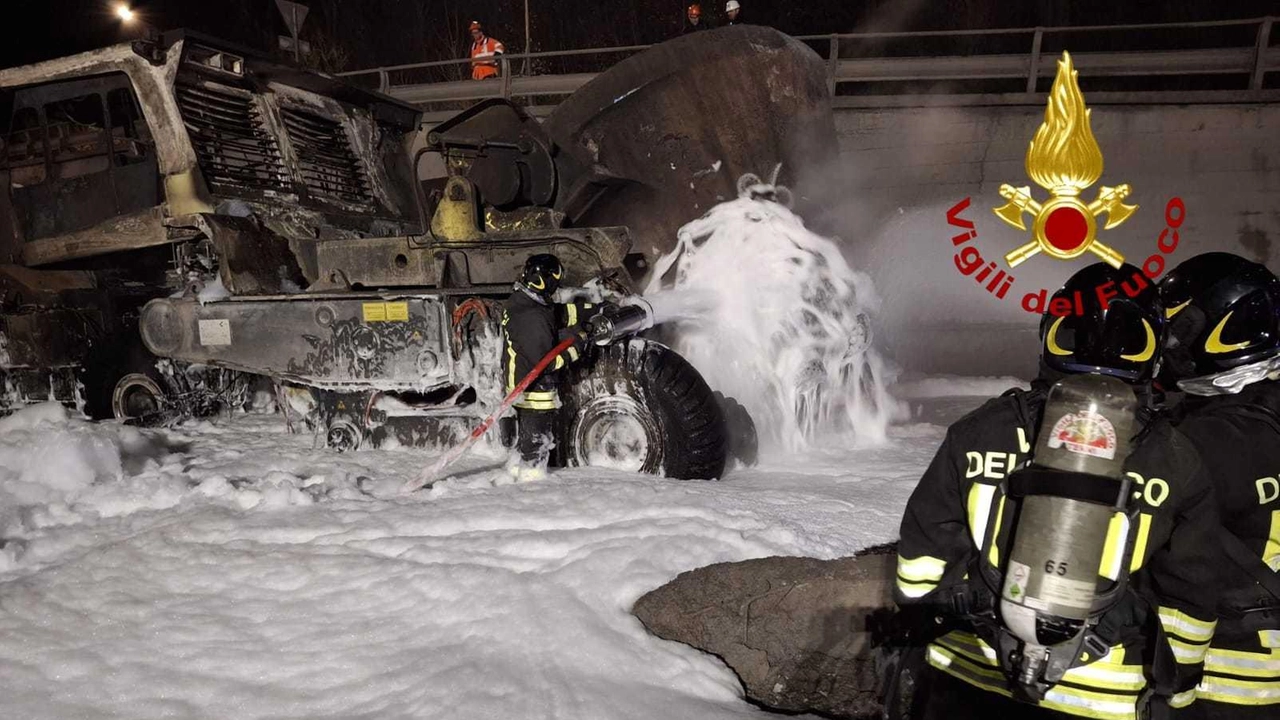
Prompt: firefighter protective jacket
<box><xmin>501</xmin><ymin>287</ymin><xmax>592</xmax><ymax>410</ymax></box>
<box><xmin>896</xmin><ymin>385</ymin><xmax>1221</xmax><ymax>720</ymax></box>
<box><xmin>1174</xmin><ymin>380</ymin><xmax>1280</xmax><ymax>709</ymax></box>
<box><xmin>470</xmin><ymin>36</ymin><xmax>504</xmax><ymax>80</ymax></box>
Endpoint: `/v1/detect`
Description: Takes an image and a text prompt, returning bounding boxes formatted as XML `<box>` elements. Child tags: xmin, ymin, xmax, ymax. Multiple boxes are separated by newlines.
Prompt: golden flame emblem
<box><xmin>995</xmin><ymin>52</ymin><xmax>1137</xmax><ymax>269</ymax></box>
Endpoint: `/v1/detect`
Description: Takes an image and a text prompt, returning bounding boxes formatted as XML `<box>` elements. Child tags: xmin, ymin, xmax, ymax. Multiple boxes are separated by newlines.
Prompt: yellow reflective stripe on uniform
<box><xmin>928</xmin><ymin>644</ymin><xmax>1008</xmax><ymax>688</ymax></box>
<box><xmin>1264</xmin><ymin>509</ymin><xmax>1280</xmax><ymax>572</ymax></box>
<box><xmin>1042</xmin><ymin>685</ymin><xmax>1139</xmax><ymax>720</ymax></box>
<box><xmin>1158</xmin><ymin>608</ymin><xmax>1216</xmax><ymax>643</ymax></box>
<box><xmin>506</xmin><ymin>343</ymin><xmax>518</xmax><ymax>392</ymax></box>
<box><xmin>966</xmin><ymin>484</ymin><xmax>996</xmax><ymax>549</ymax></box>
<box><xmin>936</xmin><ymin>631</ymin><xmax>999</xmax><ymax>666</ymax></box>
<box><xmin>1167</xmin><ymin>689</ymin><xmax>1196</xmax><ymax>708</ymax></box>
<box><xmin>1061</xmin><ymin>656</ymin><xmax>1146</xmax><ymax>692</ymax></box>
<box><xmin>1129</xmin><ymin>513</ymin><xmax>1152</xmax><ymax>572</ymax></box>
<box><xmin>1205</xmin><ymin>647</ymin><xmax>1280</xmax><ymax>677</ymax></box>
<box><xmin>1168</xmin><ymin>636</ymin><xmax>1211</xmax><ymax>665</ymax></box>
<box><xmin>1197</xmin><ymin>675</ymin><xmax>1280</xmax><ymax>704</ymax></box>
<box><xmin>516</xmin><ymin>398</ymin><xmax>557</xmax><ymax>410</ymax></box>
<box><xmin>929</xmin><ymin>643</ymin><xmax>1139</xmax><ymax>720</ymax></box>
<box><xmin>988</xmin><ymin>495</ymin><xmax>1006</xmax><ymax>566</ymax></box>
<box><xmin>566</xmin><ymin>303</ymin><xmax>578</xmax><ymax>327</ymax></box>
<box><xmin>897</xmin><ymin>554</ymin><xmax>946</xmax><ymax>583</ymax></box>
<box><xmin>553</xmin><ymin>355</ymin><xmax>566</xmax><ymax>370</ymax></box>
<box><xmin>895</xmin><ymin>578</ymin><xmax>937</xmax><ymax>599</ymax></box>
<box><xmin>566</xmin><ymin>346</ymin><xmax>580</xmax><ymax>363</ymax></box>
<box><xmin>524</xmin><ymin>391</ymin><xmax>556</xmax><ymax>401</ymax></box>
<box><xmin>1097</xmin><ymin>513</ymin><xmax>1129</xmax><ymax>581</ymax></box>
<box><xmin>1263</xmin><ymin>630</ymin><xmax>1280</xmax><ymax>648</ymax></box>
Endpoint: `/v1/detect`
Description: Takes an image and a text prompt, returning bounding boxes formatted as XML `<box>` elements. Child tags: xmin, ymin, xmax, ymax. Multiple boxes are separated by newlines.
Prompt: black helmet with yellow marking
<box><xmin>520</xmin><ymin>253</ymin><xmax>563</xmax><ymax>301</ymax></box>
<box><xmin>1158</xmin><ymin>252</ymin><xmax>1280</xmax><ymax>387</ymax></box>
<box><xmin>1040</xmin><ymin>262</ymin><xmax>1165</xmax><ymax>384</ymax></box>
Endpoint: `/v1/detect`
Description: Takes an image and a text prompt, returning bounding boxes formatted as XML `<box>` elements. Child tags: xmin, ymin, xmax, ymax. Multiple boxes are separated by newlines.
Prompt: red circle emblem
<box><xmin>1044</xmin><ymin>205</ymin><xmax>1089</xmax><ymax>251</ymax></box>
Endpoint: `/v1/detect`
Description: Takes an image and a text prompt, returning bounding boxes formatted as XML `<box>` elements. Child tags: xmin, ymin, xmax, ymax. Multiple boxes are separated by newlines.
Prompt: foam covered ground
<box><xmin>0</xmin><ymin>389</ymin><xmax>995</xmax><ymax>719</ymax></box>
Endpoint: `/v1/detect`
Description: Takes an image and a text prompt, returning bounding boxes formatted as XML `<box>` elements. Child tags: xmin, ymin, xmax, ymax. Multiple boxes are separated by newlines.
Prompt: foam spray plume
<box><xmin>645</xmin><ymin>174</ymin><xmax>900</xmax><ymax>452</ymax></box>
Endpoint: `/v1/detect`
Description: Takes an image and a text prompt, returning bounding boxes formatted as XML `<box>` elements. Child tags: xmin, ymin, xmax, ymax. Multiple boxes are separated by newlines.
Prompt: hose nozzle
<box><xmin>587</xmin><ymin>297</ymin><xmax>656</xmax><ymax>345</ymax></box>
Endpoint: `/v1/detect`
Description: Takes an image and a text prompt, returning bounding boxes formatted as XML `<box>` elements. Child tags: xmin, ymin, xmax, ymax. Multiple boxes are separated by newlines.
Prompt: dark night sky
<box><xmin>2</xmin><ymin>0</ymin><xmax>1277</xmax><ymax>73</ymax></box>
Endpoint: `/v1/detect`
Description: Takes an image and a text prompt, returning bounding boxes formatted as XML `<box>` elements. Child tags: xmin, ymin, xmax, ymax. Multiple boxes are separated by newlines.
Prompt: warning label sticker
<box><xmin>362</xmin><ymin>301</ymin><xmax>410</xmax><ymax>323</ymax></box>
<box><xmin>1047</xmin><ymin>410</ymin><xmax>1117</xmax><ymax>460</ymax></box>
<box><xmin>197</xmin><ymin>319</ymin><xmax>232</xmax><ymax>346</ymax></box>
<box><xmin>1037</xmin><ymin>573</ymin><xmax>1096</xmax><ymax>611</ymax></box>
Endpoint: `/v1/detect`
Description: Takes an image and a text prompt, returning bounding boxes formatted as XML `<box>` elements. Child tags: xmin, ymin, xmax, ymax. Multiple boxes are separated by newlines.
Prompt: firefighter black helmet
<box><xmin>520</xmin><ymin>253</ymin><xmax>563</xmax><ymax>300</ymax></box>
<box><xmin>1158</xmin><ymin>252</ymin><xmax>1280</xmax><ymax>383</ymax></box>
<box><xmin>1039</xmin><ymin>262</ymin><xmax>1165</xmax><ymax>384</ymax></box>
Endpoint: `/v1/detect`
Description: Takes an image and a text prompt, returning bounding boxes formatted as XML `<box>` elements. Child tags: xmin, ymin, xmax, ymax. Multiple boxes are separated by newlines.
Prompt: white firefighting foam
<box><xmin>646</xmin><ymin>178</ymin><xmax>903</xmax><ymax>451</ymax></box>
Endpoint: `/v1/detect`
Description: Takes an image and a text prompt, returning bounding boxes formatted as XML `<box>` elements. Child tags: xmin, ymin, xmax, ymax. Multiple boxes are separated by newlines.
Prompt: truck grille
<box><xmin>177</xmin><ymin>83</ymin><xmax>291</xmax><ymax>194</ymax></box>
<box><xmin>279</xmin><ymin>108</ymin><xmax>374</xmax><ymax>208</ymax></box>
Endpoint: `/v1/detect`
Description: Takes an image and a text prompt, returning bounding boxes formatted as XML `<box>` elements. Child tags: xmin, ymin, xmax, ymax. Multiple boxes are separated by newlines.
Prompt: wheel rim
<box><xmin>570</xmin><ymin>394</ymin><xmax>660</xmax><ymax>473</ymax></box>
<box><xmin>112</xmin><ymin>374</ymin><xmax>165</xmax><ymax>420</ymax></box>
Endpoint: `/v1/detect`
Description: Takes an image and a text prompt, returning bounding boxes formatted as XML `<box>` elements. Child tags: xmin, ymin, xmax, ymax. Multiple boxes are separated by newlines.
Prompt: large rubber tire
<box><xmin>561</xmin><ymin>339</ymin><xmax>728</xmax><ymax>480</ymax></box>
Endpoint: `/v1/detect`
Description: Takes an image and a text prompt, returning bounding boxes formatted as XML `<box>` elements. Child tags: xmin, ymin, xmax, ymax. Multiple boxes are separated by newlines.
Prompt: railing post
<box><xmin>379</xmin><ymin>69</ymin><xmax>389</xmax><ymax>94</ymax></box>
<box><xmin>827</xmin><ymin>34</ymin><xmax>839</xmax><ymax>96</ymax></box>
<box><xmin>501</xmin><ymin>57</ymin><xmax>513</xmax><ymax>99</ymax></box>
<box><xmin>1251</xmin><ymin>17</ymin><xmax>1274</xmax><ymax>90</ymax></box>
<box><xmin>1026</xmin><ymin>27</ymin><xmax>1044</xmax><ymax>94</ymax></box>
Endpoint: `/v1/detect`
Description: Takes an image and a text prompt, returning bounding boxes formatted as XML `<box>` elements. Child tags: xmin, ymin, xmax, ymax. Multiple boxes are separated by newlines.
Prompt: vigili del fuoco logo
<box><xmin>946</xmin><ymin>52</ymin><xmax>1185</xmax><ymax>316</ymax></box>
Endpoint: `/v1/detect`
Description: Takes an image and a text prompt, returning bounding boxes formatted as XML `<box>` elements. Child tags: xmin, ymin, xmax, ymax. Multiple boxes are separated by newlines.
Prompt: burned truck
<box><xmin>0</xmin><ymin>28</ymin><xmax>836</xmax><ymax>478</ymax></box>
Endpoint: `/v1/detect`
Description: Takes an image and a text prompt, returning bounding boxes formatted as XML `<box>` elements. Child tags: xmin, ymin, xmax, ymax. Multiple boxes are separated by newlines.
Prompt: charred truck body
<box><xmin>0</xmin><ymin>28</ymin><xmax>836</xmax><ymax>478</ymax></box>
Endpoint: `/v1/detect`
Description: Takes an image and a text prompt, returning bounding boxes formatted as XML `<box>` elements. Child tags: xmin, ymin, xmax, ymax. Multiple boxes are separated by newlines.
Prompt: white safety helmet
<box><xmin>726</xmin><ymin>1</ymin><xmax>740</xmax><ymax>11</ymax></box>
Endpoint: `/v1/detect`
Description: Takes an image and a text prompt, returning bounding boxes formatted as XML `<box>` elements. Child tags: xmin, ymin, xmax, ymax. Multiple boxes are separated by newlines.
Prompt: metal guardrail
<box><xmin>338</xmin><ymin>16</ymin><xmax>1280</xmax><ymax>112</ymax></box>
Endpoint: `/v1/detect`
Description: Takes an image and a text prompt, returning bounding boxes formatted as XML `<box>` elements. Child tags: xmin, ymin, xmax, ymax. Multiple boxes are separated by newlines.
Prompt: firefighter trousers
<box><xmin>516</xmin><ymin>408</ymin><xmax>557</xmax><ymax>466</ymax></box>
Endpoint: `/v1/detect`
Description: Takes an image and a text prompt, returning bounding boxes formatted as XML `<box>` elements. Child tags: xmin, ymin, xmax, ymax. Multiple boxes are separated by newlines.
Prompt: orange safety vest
<box><xmin>470</xmin><ymin>36</ymin><xmax>504</xmax><ymax>80</ymax></box>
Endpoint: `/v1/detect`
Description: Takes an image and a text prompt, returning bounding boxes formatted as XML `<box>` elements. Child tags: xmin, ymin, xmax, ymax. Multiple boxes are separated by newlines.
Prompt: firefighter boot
<box><xmin>515</xmin><ymin>408</ymin><xmax>557</xmax><ymax>482</ymax></box>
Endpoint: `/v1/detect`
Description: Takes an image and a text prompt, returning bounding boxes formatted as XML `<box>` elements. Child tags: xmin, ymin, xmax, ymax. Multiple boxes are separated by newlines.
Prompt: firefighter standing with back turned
<box><xmin>1159</xmin><ymin>252</ymin><xmax>1280</xmax><ymax>717</ymax></box>
<box><xmin>501</xmin><ymin>254</ymin><xmax>592</xmax><ymax>482</ymax></box>
<box><xmin>890</xmin><ymin>262</ymin><xmax>1221</xmax><ymax>720</ymax></box>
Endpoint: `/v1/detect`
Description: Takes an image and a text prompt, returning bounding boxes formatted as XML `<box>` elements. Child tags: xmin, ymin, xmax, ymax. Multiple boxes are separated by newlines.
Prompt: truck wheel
<box><xmin>112</xmin><ymin>373</ymin><xmax>167</xmax><ymax>422</ymax></box>
<box><xmin>562</xmin><ymin>339</ymin><xmax>728</xmax><ymax>479</ymax></box>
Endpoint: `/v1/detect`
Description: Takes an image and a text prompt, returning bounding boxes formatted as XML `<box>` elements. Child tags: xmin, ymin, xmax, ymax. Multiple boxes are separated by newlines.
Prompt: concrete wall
<box><xmin>817</xmin><ymin>103</ymin><xmax>1280</xmax><ymax>377</ymax></box>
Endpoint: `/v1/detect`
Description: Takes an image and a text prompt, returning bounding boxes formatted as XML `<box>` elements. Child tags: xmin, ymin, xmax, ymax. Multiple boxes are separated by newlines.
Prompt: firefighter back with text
<box><xmin>501</xmin><ymin>254</ymin><xmax>593</xmax><ymax>482</ymax></box>
<box><xmin>1160</xmin><ymin>252</ymin><xmax>1280</xmax><ymax>718</ymax></box>
<box><xmin>893</xmin><ymin>262</ymin><xmax>1220</xmax><ymax>720</ymax></box>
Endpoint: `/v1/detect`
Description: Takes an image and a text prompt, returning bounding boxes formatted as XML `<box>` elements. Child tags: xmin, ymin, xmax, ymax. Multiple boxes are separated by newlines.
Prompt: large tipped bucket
<box><xmin>545</xmin><ymin>26</ymin><xmax>837</xmax><ymax>270</ymax></box>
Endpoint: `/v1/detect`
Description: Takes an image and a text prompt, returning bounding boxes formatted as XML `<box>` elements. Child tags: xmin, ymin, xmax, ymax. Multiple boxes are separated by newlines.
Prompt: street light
<box><xmin>115</xmin><ymin>4</ymin><xmax>135</xmax><ymax>23</ymax></box>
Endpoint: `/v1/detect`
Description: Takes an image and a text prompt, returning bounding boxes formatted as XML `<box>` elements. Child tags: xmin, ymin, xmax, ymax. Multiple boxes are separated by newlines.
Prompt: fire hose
<box><xmin>400</xmin><ymin>297</ymin><xmax>658</xmax><ymax>494</ymax></box>
<box><xmin>402</xmin><ymin>335</ymin><xmax>578</xmax><ymax>493</ymax></box>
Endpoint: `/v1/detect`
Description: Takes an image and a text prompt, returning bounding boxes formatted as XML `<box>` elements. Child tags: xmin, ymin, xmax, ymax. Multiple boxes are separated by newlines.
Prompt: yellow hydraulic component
<box><xmin>430</xmin><ymin>176</ymin><xmax>484</xmax><ymax>243</ymax></box>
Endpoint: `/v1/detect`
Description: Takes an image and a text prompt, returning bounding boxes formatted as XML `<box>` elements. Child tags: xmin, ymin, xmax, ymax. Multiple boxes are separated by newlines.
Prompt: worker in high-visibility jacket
<box><xmin>1160</xmin><ymin>252</ymin><xmax>1280</xmax><ymax>718</ymax></box>
<box><xmin>501</xmin><ymin>254</ymin><xmax>594</xmax><ymax>482</ymax></box>
<box><xmin>468</xmin><ymin>20</ymin><xmax>505</xmax><ymax>81</ymax></box>
<box><xmin>892</xmin><ymin>263</ymin><xmax>1221</xmax><ymax>720</ymax></box>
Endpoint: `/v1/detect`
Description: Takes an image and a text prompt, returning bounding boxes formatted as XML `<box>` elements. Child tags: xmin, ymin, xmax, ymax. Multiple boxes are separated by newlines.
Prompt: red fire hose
<box><xmin>402</xmin><ymin>335</ymin><xmax>578</xmax><ymax>493</ymax></box>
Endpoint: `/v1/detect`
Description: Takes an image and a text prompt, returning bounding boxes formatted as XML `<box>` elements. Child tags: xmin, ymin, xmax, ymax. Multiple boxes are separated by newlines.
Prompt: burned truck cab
<box><xmin>0</xmin><ymin>32</ymin><xmax>642</xmax><ymax>443</ymax></box>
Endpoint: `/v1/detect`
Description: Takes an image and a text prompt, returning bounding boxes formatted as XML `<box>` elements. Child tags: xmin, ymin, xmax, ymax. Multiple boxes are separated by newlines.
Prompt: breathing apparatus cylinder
<box><xmin>999</xmin><ymin>373</ymin><xmax>1138</xmax><ymax>691</ymax></box>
